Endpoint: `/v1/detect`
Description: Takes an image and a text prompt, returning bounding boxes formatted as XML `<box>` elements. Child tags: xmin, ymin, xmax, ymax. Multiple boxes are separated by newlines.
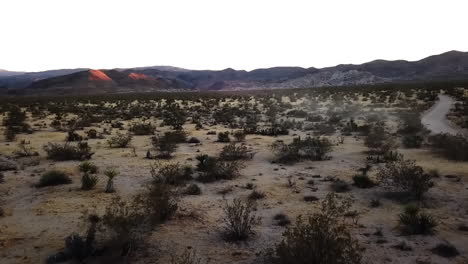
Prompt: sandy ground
<box><xmin>0</xmin><ymin>96</ymin><xmax>468</xmax><ymax>264</ymax></box>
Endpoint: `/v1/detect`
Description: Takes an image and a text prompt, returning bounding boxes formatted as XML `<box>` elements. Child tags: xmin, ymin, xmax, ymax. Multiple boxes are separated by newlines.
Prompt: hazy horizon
<box><xmin>1</xmin><ymin>0</ymin><xmax>467</xmax><ymax>72</ymax></box>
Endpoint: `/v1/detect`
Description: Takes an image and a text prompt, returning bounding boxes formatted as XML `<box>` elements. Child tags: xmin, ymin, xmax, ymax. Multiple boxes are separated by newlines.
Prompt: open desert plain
<box><xmin>1</xmin><ymin>83</ymin><xmax>468</xmax><ymax>264</ymax></box>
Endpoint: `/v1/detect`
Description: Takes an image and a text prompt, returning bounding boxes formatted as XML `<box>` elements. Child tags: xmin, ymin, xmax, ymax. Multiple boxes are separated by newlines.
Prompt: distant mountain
<box><xmin>0</xmin><ymin>69</ymin><xmax>25</xmax><ymax>77</ymax></box>
<box><xmin>25</xmin><ymin>69</ymin><xmax>189</xmax><ymax>94</ymax></box>
<box><xmin>2</xmin><ymin>50</ymin><xmax>468</xmax><ymax>94</ymax></box>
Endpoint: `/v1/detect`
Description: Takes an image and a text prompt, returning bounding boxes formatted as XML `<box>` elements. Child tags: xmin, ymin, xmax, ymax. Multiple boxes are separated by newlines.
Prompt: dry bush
<box><xmin>222</xmin><ymin>198</ymin><xmax>259</xmax><ymax>241</ymax></box>
<box><xmin>219</xmin><ymin>143</ymin><xmax>252</xmax><ymax>161</ymax></box>
<box><xmin>107</xmin><ymin>132</ymin><xmax>132</xmax><ymax>148</ymax></box>
<box><xmin>269</xmin><ymin>193</ymin><xmax>361</xmax><ymax>264</ymax></box>
<box><xmin>428</xmin><ymin>133</ymin><xmax>468</xmax><ymax>161</ymax></box>
<box><xmin>271</xmin><ymin>136</ymin><xmax>333</xmax><ymax>164</ymax></box>
<box><xmin>150</xmin><ymin>162</ymin><xmax>193</xmax><ymax>185</ymax></box>
<box><xmin>377</xmin><ymin>156</ymin><xmax>432</xmax><ymax>200</ymax></box>
<box><xmin>171</xmin><ymin>248</ymin><xmax>205</xmax><ymax>264</ymax></box>
<box><xmin>43</xmin><ymin>142</ymin><xmax>94</xmax><ymax>161</ymax></box>
<box><xmin>129</xmin><ymin>122</ymin><xmax>155</xmax><ymax>135</ymax></box>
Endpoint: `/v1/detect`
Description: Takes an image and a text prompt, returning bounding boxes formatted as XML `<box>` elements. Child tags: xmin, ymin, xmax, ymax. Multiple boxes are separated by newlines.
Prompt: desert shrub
<box><xmin>219</xmin><ymin>143</ymin><xmax>252</xmax><ymax>161</ymax></box>
<box><xmin>47</xmin><ymin>214</ymin><xmax>100</xmax><ymax>263</ymax></box>
<box><xmin>269</xmin><ymin>192</ymin><xmax>361</xmax><ymax>264</ymax></box>
<box><xmin>274</xmin><ymin>213</ymin><xmax>291</xmax><ymax>226</ymax></box>
<box><xmin>217</xmin><ymin>131</ymin><xmax>230</xmax><ymax>142</ymax></box>
<box><xmin>43</xmin><ymin>142</ymin><xmax>94</xmax><ymax>161</ymax></box>
<box><xmin>171</xmin><ymin>248</ymin><xmax>205</xmax><ymax>264</ymax></box>
<box><xmin>365</xmin><ymin>121</ymin><xmax>396</xmax><ymax>154</ymax></box>
<box><xmin>36</xmin><ymin>170</ymin><xmax>72</xmax><ymax>188</ymax></box>
<box><xmin>142</xmin><ymin>182</ymin><xmax>178</xmax><ymax>223</ymax></box>
<box><xmin>151</xmin><ymin>131</ymin><xmax>186</xmax><ymax>158</ymax></box>
<box><xmin>107</xmin><ymin>132</ymin><xmax>132</xmax><ymax>148</ymax></box>
<box><xmin>104</xmin><ymin>168</ymin><xmax>118</xmax><ymax>193</ymax></box>
<box><xmin>13</xmin><ymin>140</ymin><xmax>38</xmax><ymax>157</ymax></box>
<box><xmin>195</xmin><ymin>154</ymin><xmax>217</xmax><ymax>172</ymax></box>
<box><xmin>150</xmin><ymin>162</ymin><xmax>192</xmax><ymax>185</ymax></box>
<box><xmin>271</xmin><ymin>137</ymin><xmax>332</xmax><ymax>164</ymax></box>
<box><xmin>101</xmin><ymin>197</ymin><xmax>146</xmax><ymax>256</ymax></box>
<box><xmin>431</xmin><ymin>243</ymin><xmax>459</xmax><ymax>258</ymax></box>
<box><xmin>66</xmin><ymin>130</ymin><xmax>83</xmax><ymax>142</ymax></box>
<box><xmin>248</xmin><ymin>190</ymin><xmax>266</xmax><ymax>200</ymax></box>
<box><xmin>3</xmin><ymin>105</ymin><xmax>30</xmax><ymax>141</ymax></box>
<box><xmin>187</xmin><ymin>137</ymin><xmax>200</xmax><ymax>144</ymax></box>
<box><xmin>398</xmin><ymin>204</ymin><xmax>437</xmax><ymax>235</ymax></box>
<box><xmin>86</xmin><ymin>129</ymin><xmax>98</xmax><ymax>139</ymax></box>
<box><xmin>331</xmin><ymin>179</ymin><xmax>351</xmax><ymax>193</ymax></box>
<box><xmin>428</xmin><ymin>133</ymin><xmax>468</xmax><ymax>161</ymax></box>
<box><xmin>402</xmin><ymin>134</ymin><xmax>424</xmax><ymax>148</ymax></box>
<box><xmin>129</xmin><ymin>122</ymin><xmax>155</xmax><ymax>135</ymax></box>
<box><xmin>79</xmin><ymin>161</ymin><xmax>99</xmax><ymax>190</ymax></box>
<box><xmin>233</xmin><ymin>130</ymin><xmax>246</xmax><ymax>142</ymax></box>
<box><xmin>162</xmin><ymin>105</ymin><xmax>187</xmax><ymax>130</ymax></box>
<box><xmin>164</xmin><ymin>130</ymin><xmax>188</xmax><ymax>143</ymax></box>
<box><xmin>183</xmin><ymin>183</ymin><xmax>201</xmax><ymax>195</ymax></box>
<box><xmin>222</xmin><ymin>198</ymin><xmax>259</xmax><ymax>241</ymax></box>
<box><xmin>352</xmin><ymin>174</ymin><xmax>375</xmax><ymax>188</ymax></box>
<box><xmin>196</xmin><ymin>155</ymin><xmax>244</xmax><ymax>183</ymax></box>
<box><xmin>377</xmin><ymin>156</ymin><xmax>432</xmax><ymax>200</ymax></box>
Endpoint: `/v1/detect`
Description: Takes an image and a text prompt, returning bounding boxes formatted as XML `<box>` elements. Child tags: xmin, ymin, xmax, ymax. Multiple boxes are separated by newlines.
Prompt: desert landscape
<box><xmin>1</xmin><ymin>83</ymin><xmax>468</xmax><ymax>264</ymax></box>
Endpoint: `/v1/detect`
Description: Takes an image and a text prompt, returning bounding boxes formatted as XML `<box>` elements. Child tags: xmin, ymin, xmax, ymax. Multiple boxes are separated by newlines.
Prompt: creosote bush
<box><xmin>219</xmin><ymin>143</ymin><xmax>252</xmax><ymax>161</ymax></box>
<box><xmin>428</xmin><ymin>133</ymin><xmax>468</xmax><ymax>161</ymax></box>
<box><xmin>195</xmin><ymin>154</ymin><xmax>244</xmax><ymax>183</ymax></box>
<box><xmin>107</xmin><ymin>132</ymin><xmax>133</xmax><ymax>148</ymax></box>
<box><xmin>271</xmin><ymin>136</ymin><xmax>332</xmax><ymax>164</ymax></box>
<box><xmin>377</xmin><ymin>155</ymin><xmax>432</xmax><ymax>200</ymax></box>
<box><xmin>36</xmin><ymin>170</ymin><xmax>72</xmax><ymax>188</ymax></box>
<box><xmin>150</xmin><ymin>162</ymin><xmax>193</xmax><ymax>185</ymax></box>
<box><xmin>217</xmin><ymin>131</ymin><xmax>230</xmax><ymax>142</ymax></box>
<box><xmin>269</xmin><ymin>192</ymin><xmax>361</xmax><ymax>264</ymax></box>
<box><xmin>222</xmin><ymin>198</ymin><xmax>259</xmax><ymax>241</ymax></box>
<box><xmin>129</xmin><ymin>122</ymin><xmax>155</xmax><ymax>135</ymax></box>
<box><xmin>43</xmin><ymin>142</ymin><xmax>94</xmax><ymax>161</ymax></box>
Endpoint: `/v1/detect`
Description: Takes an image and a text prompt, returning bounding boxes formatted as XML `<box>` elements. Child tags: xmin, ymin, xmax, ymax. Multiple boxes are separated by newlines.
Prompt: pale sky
<box><xmin>1</xmin><ymin>0</ymin><xmax>467</xmax><ymax>72</ymax></box>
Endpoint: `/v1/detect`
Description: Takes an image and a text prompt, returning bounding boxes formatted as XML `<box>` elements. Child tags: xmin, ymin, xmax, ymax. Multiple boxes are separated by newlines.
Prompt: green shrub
<box><xmin>36</xmin><ymin>170</ymin><xmax>72</xmax><ymax>188</ymax></box>
<box><xmin>398</xmin><ymin>204</ymin><xmax>437</xmax><ymax>235</ymax></box>
<box><xmin>269</xmin><ymin>192</ymin><xmax>361</xmax><ymax>264</ymax></box>
<box><xmin>104</xmin><ymin>168</ymin><xmax>118</xmax><ymax>193</ymax></box>
<box><xmin>43</xmin><ymin>142</ymin><xmax>94</xmax><ymax>161</ymax></box>
<box><xmin>196</xmin><ymin>155</ymin><xmax>244</xmax><ymax>183</ymax></box>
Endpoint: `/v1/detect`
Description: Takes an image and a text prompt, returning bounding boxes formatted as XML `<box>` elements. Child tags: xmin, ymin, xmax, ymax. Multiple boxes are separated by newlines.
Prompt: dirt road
<box><xmin>421</xmin><ymin>94</ymin><xmax>465</xmax><ymax>135</ymax></box>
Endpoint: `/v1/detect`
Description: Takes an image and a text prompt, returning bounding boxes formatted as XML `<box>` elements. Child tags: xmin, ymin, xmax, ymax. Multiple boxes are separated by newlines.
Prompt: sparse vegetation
<box><xmin>269</xmin><ymin>192</ymin><xmax>362</xmax><ymax>264</ymax></box>
<box><xmin>271</xmin><ymin>136</ymin><xmax>332</xmax><ymax>164</ymax></box>
<box><xmin>398</xmin><ymin>204</ymin><xmax>437</xmax><ymax>235</ymax></box>
<box><xmin>36</xmin><ymin>170</ymin><xmax>72</xmax><ymax>188</ymax></box>
<box><xmin>222</xmin><ymin>198</ymin><xmax>259</xmax><ymax>241</ymax></box>
<box><xmin>43</xmin><ymin>142</ymin><xmax>94</xmax><ymax>161</ymax></box>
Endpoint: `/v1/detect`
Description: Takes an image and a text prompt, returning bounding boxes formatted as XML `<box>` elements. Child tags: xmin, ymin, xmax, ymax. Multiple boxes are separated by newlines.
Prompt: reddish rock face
<box><xmin>88</xmin><ymin>70</ymin><xmax>112</xmax><ymax>81</ymax></box>
<box><xmin>128</xmin><ymin>72</ymin><xmax>152</xmax><ymax>80</ymax></box>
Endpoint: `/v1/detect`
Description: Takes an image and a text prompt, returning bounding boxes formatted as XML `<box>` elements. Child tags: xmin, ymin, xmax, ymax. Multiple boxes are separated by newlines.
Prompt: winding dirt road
<box><xmin>421</xmin><ymin>94</ymin><xmax>466</xmax><ymax>135</ymax></box>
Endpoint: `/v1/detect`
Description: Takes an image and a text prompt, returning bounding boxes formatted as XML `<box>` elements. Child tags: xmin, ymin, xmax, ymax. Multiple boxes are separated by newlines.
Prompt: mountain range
<box><xmin>1</xmin><ymin>50</ymin><xmax>468</xmax><ymax>95</ymax></box>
